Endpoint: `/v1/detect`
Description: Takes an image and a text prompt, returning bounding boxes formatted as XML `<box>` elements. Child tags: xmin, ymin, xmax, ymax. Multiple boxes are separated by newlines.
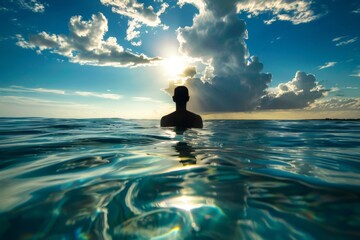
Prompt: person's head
<box><xmin>173</xmin><ymin>86</ymin><xmax>189</xmax><ymax>105</ymax></box>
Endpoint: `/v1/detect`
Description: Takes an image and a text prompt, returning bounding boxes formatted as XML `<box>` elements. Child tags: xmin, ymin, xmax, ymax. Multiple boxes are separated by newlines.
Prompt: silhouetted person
<box><xmin>161</xmin><ymin>86</ymin><xmax>203</xmax><ymax>128</ymax></box>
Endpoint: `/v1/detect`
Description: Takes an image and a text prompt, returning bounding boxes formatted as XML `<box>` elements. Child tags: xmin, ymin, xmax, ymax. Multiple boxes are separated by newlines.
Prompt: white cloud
<box><xmin>0</xmin><ymin>96</ymin><xmax>85</xmax><ymax>107</ymax></box>
<box><xmin>332</xmin><ymin>36</ymin><xmax>347</xmax><ymax>42</ymax></box>
<box><xmin>18</xmin><ymin>0</ymin><xmax>46</xmax><ymax>13</ymax></box>
<box><xmin>100</xmin><ymin>0</ymin><xmax>169</xmax><ymax>45</ymax></box>
<box><xmin>260</xmin><ymin>71</ymin><xmax>328</xmax><ymax>109</ymax></box>
<box><xmin>350</xmin><ymin>66</ymin><xmax>360</xmax><ymax>77</ymax></box>
<box><xmin>16</xmin><ymin>13</ymin><xmax>159</xmax><ymax>67</ymax></box>
<box><xmin>162</xmin><ymin>0</ymin><xmax>330</xmax><ymax>113</ymax></box>
<box><xmin>131</xmin><ymin>97</ymin><xmax>163</xmax><ymax>103</ymax></box>
<box><xmin>75</xmin><ymin>91</ymin><xmax>122</xmax><ymax>100</ymax></box>
<box><xmin>350</xmin><ymin>72</ymin><xmax>360</xmax><ymax>77</ymax></box>
<box><xmin>0</xmin><ymin>7</ymin><xmax>10</xmax><ymax>11</ymax></box>
<box><xmin>0</xmin><ymin>85</ymin><xmax>65</xmax><ymax>94</ymax></box>
<box><xmin>164</xmin><ymin>0</ymin><xmax>272</xmax><ymax>112</ymax></box>
<box><xmin>319</xmin><ymin>62</ymin><xmax>336</xmax><ymax>70</ymax></box>
<box><xmin>100</xmin><ymin>0</ymin><xmax>168</xmax><ymax>26</ymax></box>
<box><xmin>308</xmin><ymin>97</ymin><xmax>360</xmax><ymax>111</ymax></box>
<box><xmin>0</xmin><ymin>95</ymin><xmax>110</xmax><ymax>118</ymax></box>
<box><xmin>0</xmin><ymin>85</ymin><xmax>123</xmax><ymax>100</ymax></box>
<box><xmin>235</xmin><ymin>0</ymin><xmax>322</xmax><ymax>25</ymax></box>
<box><xmin>126</xmin><ymin>19</ymin><xmax>143</xmax><ymax>46</ymax></box>
<box><xmin>333</xmin><ymin>36</ymin><xmax>358</xmax><ymax>46</ymax></box>
<box><xmin>352</xmin><ymin>8</ymin><xmax>360</xmax><ymax>14</ymax></box>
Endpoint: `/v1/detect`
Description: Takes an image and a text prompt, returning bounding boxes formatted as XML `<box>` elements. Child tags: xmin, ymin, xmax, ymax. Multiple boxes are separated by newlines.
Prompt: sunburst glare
<box><xmin>162</xmin><ymin>56</ymin><xmax>188</xmax><ymax>79</ymax></box>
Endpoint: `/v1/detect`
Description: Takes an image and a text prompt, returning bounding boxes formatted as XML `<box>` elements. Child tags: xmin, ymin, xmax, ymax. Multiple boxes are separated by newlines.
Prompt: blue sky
<box><xmin>0</xmin><ymin>0</ymin><xmax>359</xmax><ymax>119</ymax></box>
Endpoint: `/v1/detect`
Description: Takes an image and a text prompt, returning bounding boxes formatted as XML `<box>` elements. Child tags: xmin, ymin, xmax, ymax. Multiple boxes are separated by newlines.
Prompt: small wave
<box><xmin>0</xmin><ymin>118</ymin><xmax>359</xmax><ymax>239</ymax></box>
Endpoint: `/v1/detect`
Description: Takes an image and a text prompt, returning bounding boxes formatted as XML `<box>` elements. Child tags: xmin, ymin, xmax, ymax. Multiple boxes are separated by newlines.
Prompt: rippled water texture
<box><xmin>0</xmin><ymin>118</ymin><xmax>359</xmax><ymax>239</ymax></box>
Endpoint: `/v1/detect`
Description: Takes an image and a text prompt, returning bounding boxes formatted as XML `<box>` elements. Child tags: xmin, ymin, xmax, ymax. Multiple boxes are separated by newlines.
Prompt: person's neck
<box><xmin>176</xmin><ymin>104</ymin><xmax>187</xmax><ymax>112</ymax></box>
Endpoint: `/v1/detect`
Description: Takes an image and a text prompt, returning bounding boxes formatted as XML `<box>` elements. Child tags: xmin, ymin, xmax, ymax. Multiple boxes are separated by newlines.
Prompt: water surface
<box><xmin>0</xmin><ymin>118</ymin><xmax>359</xmax><ymax>239</ymax></box>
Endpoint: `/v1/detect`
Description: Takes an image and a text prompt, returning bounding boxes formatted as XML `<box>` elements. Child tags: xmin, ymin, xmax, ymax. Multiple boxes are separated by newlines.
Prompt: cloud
<box><xmin>350</xmin><ymin>72</ymin><xmax>360</xmax><ymax>78</ymax></box>
<box><xmin>319</xmin><ymin>62</ymin><xmax>336</xmax><ymax>70</ymax></box>
<box><xmin>100</xmin><ymin>0</ymin><xmax>169</xmax><ymax>45</ymax></box>
<box><xmin>0</xmin><ymin>85</ymin><xmax>65</xmax><ymax>94</ymax></box>
<box><xmin>0</xmin><ymin>7</ymin><xmax>10</xmax><ymax>12</ymax></box>
<box><xmin>126</xmin><ymin>19</ymin><xmax>142</xmax><ymax>45</ymax></box>
<box><xmin>332</xmin><ymin>36</ymin><xmax>347</xmax><ymax>42</ymax></box>
<box><xmin>0</xmin><ymin>95</ymin><xmax>86</xmax><ymax>107</ymax></box>
<box><xmin>308</xmin><ymin>97</ymin><xmax>360</xmax><ymax>111</ymax></box>
<box><xmin>0</xmin><ymin>95</ymin><xmax>106</xmax><ymax>118</ymax></box>
<box><xmin>260</xmin><ymin>71</ymin><xmax>328</xmax><ymax>109</ymax></box>
<box><xmin>333</xmin><ymin>36</ymin><xmax>358</xmax><ymax>46</ymax></box>
<box><xmin>235</xmin><ymin>0</ymin><xmax>322</xmax><ymax>25</ymax></box>
<box><xmin>162</xmin><ymin>1</ymin><xmax>330</xmax><ymax>113</ymax></box>
<box><xmin>352</xmin><ymin>8</ymin><xmax>360</xmax><ymax>14</ymax></box>
<box><xmin>16</xmin><ymin>13</ymin><xmax>160</xmax><ymax>67</ymax></box>
<box><xmin>181</xmin><ymin>66</ymin><xmax>197</xmax><ymax>78</ymax></box>
<box><xmin>18</xmin><ymin>0</ymin><xmax>46</xmax><ymax>13</ymax></box>
<box><xmin>100</xmin><ymin>0</ymin><xmax>168</xmax><ymax>26</ymax></box>
<box><xmin>164</xmin><ymin>0</ymin><xmax>272</xmax><ymax>112</ymax></box>
<box><xmin>0</xmin><ymin>85</ymin><xmax>123</xmax><ymax>100</ymax></box>
<box><xmin>350</xmin><ymin>65</ymin><xmax>360</xmax><ymax>77</ymax></box>
<box><xmin>131</xmin><ymin>97</ymin><xmax>163</xmax><ymax>103</ymax></box>
<box><xmin>75</xmin><ymin>91</ymin><xmax>122</xmax><ymax>100</ymax></box>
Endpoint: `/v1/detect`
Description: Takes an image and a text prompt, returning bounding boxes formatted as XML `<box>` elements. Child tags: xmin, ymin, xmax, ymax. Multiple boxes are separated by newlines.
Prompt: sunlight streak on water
<box><xmin>0</xmin><ymin>118</ymin><xmax>359</xmax><ymax>239</ymax></box>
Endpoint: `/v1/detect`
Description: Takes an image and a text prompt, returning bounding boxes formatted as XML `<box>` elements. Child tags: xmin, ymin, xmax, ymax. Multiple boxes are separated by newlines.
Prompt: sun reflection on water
<box><xmin>159</xmin><ymin>196</ymin><xmax>214</xmax><ymax>211</ymax></box>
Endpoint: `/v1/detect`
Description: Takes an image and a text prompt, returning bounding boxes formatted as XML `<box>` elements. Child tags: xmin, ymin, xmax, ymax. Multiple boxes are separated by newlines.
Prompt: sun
<box><xmin>162</xmin><ymin>56</ymin><xmax>188</xmax><ymax>79</ymax></box>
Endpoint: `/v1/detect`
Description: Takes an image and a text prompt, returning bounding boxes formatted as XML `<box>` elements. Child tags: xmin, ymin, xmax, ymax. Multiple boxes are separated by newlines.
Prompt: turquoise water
<box><xmin>0</xmin><ymin>118</ymin><xmax>359</xmax><ymax>239</ymax></box>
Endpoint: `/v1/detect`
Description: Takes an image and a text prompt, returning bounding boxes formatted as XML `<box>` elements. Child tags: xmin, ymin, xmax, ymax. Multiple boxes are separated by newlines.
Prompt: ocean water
<box><xmin>0</xmin><ymin>118</ymin><xmax>359</xmax><ymax>240</ymax></box>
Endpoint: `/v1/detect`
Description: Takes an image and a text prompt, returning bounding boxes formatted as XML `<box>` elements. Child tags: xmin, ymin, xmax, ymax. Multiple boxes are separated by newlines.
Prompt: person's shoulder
<box><xmin>187</xmin><ymin>111</ymin><xmax>202</xmax><ymax>119</ymax></box>
<box><xmin>161</xmin><ymin>112</ymin><xmax>175</xmax><ymax>120</ymax></box>
<box><xmin>161</xmin><ymin>112</ymin><xmax>176</xmax><ymax>127</ymax></box>
<box><xmin>186</xmin><ymin>111</ymin><xmax>203</xmax><ymax>128</ymax></box>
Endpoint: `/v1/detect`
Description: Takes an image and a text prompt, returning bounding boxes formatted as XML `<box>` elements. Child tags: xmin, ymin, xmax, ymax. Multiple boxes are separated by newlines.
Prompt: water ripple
<box><xmin>0</xmin><ymin>118</ymin><xmax>359</xmax><ymax>239</ymax></box>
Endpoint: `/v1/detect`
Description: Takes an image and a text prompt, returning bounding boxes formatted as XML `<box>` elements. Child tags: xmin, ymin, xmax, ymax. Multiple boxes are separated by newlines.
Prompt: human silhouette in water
<box><xmin>161</xmin><ymin>86</ymin><xmax>203</xmax><ymax>128</ymax></box>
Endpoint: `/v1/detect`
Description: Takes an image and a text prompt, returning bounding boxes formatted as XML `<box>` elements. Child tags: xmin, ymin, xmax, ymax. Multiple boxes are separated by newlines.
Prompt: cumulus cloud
<box><xmin>175</xmin><ymin>0</ymin><xmax>323</xmax><ymax>26</ymax></box>
<box><xmin>235</xmin><ymin>0</ymin><xmax>322</xmax><ymax>25</ymax></box>
<box><xmin>126</xmin><ymin>19</ymin><xmax>142</xmax><ymax>44</ymax></box>
<box><xmin>100</xmin><ymin>0</ymin><xmax>169</xmax><ymax>45</ymax></box>
<box><xmin>319</xmin><ymin>62</ymin><xmax>336</xmax><ymax>70</ymax></box>
<box><xmin>18</xmin><ymin>0</ymin><xmax>46</xmax><ymax>13</ymax></box>
<box><xmin>333</xmin><ymin>36</ymin><xmax>358</xmax><ymax>46</ymax></box>
<box><xmin>260</xmin><ymin>71</ymin><xmax>328</xmax><ymax>109</ymax></box>
<box><xmin>181</xmin><ymin>66</ymin><xmax>197</xmax><ymax>78</ymax></box>
<box><xmin>164</xmin><ymin>0</ymin><xmax>272</xmax><ymax>112</ymax></box>
<box><xmin>100</xmin><ymin>0</ymin><xmax>168</xmax><ymax>26</ymax></box>
<box><xmin>163</xmin><ymin>0</ymin><xmax>332</xmax><ymax>113</ymax></box>
<box><xmin>16</xmin><ymin>13</ymin><xmax>159</xmax><ymax>67</ymax></box>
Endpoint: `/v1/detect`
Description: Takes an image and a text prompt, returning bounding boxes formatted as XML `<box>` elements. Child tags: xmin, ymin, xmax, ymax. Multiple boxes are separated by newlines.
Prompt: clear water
<box><xmin>0</xmin><ymin>118</ymin><xmax>359</xmax><ymax>239</ymax></box>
